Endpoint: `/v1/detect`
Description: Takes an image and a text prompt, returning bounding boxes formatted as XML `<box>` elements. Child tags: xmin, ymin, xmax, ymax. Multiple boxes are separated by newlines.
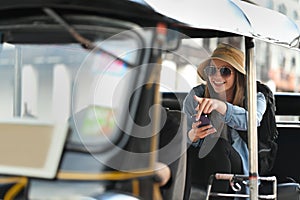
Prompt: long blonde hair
<box><xmin>204</xmin><ymin>71</ymin><xmax>246</xmax><ymax>107</ymax></box>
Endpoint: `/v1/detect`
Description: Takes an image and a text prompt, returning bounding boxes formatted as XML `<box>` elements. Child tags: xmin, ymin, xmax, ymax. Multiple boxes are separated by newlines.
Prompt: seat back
<box><xmin>158</xmin><ymin>109</ymin><xmax>188</xmax><ymax>200</ymax></box>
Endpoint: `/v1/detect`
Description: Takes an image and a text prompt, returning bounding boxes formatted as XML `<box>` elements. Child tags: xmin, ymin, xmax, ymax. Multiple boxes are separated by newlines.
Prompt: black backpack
<box><xmin>238</xmin><ymin>81</ymin><xmax>278</xmax><ymax>175</ymax></box>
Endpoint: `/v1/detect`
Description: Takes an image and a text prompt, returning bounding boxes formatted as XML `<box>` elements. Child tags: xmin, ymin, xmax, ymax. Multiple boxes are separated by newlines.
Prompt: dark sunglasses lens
<box><xmin>220</xmin><ymin>67</ymin><xmax>231</xmax><ymax>77</ymax></box>
<box><xmin>204</xmin><ymin>66</ymin><xmax>217</xmax><ymax>76</ymax></box>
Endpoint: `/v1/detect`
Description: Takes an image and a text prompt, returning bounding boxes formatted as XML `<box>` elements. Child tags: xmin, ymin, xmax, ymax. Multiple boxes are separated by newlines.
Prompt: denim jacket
<box><xmin>183</xmin><ymin>84</ymin><xmax>267</xmax><ymax>174</ymax></box>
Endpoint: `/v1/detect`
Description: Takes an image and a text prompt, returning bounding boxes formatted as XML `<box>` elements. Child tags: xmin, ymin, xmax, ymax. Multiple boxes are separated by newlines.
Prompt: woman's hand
<box><xmin>193</xmin><ymin>95</ymin><xmax>227</xmax><ymax>120</ymax></box>
<box><xmin>188</xmin><ymin>123</ymin><xmax>216</xmax><ymax>142</ymax></box>
<box><xmin>154</xmin><ymin>162</ymin><xmax>171</xmax><ymax>187</ymax></box>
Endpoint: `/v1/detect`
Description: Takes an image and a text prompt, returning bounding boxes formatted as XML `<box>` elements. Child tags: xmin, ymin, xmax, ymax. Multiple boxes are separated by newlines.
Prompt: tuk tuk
<box><xmin>0</xmin><ymin>1</ymin><xmax>181</xmax><ymax>199</ymax></box>
<box><xmin>0</xmin><ymin>0</ymin><xmax>299</xmax><ymax>200</ymax></box>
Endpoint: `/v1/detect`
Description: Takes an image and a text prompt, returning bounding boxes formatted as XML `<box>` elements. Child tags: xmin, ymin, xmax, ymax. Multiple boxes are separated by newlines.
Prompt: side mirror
<box><xmin>164</xmin><ymin>28</ymin><xmax>181</xmax><ymax>51</ymax></box>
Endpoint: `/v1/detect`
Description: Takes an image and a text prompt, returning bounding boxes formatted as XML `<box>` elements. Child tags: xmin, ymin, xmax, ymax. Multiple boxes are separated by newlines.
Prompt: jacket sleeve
<box><xmin>224</xmin><ymin>92</ymin><xmax>266</xmax><ymax>131</ymax></box>
<box><xmin>183</xmin><ymin>86</ymin><xmax>204</xmax><ymax>147</ymax></box>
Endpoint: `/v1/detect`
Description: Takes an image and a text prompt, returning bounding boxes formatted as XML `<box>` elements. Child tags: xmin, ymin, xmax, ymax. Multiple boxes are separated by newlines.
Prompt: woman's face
<box><xmin>206</xmin><ymin>59</ymin><xmax>236</xmax><ymax>94</ymax></box>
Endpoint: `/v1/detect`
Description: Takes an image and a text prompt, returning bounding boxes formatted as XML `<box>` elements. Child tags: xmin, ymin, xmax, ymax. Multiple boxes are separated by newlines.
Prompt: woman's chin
<box><xmin>212</xmin><ymin>85</ymin><xmax>226</xmax><ymax>93</ymax></box>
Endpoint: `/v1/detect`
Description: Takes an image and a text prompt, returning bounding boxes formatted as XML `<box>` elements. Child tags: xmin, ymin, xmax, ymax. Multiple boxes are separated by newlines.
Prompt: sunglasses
<box><xmin>204</xmin><ymin>66</ymin><xmax>232</xmax><ymax>78</ymax></box>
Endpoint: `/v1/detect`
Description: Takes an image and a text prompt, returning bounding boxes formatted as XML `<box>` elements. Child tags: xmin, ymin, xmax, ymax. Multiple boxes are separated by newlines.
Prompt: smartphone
<box><xmin>191</xmin><ymin>114</ymin><xmax>210</xmax><ymax>128</ymax></box>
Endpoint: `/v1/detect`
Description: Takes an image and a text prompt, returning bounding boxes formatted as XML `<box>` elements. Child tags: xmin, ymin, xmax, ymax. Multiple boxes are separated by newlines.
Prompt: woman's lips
<box><xmin>212</xmin><ymin>80</ymin><xmax>226</xmax><ymax>86</ymax></box>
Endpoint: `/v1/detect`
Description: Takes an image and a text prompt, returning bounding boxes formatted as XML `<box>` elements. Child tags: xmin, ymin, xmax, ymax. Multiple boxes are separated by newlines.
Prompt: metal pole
<box><xmin>13</xmin><ymin>47</ymin><xmax>22</xmax><ymax>117</ymax></box>
<box><xmin>245</xmin><ymin>38</ymin><xmax>259</xmax><ymax>200</ymax></box>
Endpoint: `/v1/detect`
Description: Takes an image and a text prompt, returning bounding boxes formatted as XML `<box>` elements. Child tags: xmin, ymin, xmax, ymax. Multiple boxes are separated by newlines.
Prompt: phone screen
<box><xmin>191</xmin><ymin>114</ymin><xmax>210</xmax><ymax>128</ymax></box>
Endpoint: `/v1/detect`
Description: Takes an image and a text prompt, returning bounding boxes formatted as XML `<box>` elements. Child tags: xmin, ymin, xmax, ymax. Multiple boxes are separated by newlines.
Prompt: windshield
<box><xmin>0</xmin><ymin>28</ymin><xmax>143</xmax><ymax>147</ymax></box>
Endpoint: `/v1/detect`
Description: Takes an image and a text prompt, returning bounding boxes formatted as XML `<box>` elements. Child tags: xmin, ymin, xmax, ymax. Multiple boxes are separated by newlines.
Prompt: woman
<box><xmin>183</xmin><ymin>43</ymin><xmax>267</xmax><ymax>197</ymax></box>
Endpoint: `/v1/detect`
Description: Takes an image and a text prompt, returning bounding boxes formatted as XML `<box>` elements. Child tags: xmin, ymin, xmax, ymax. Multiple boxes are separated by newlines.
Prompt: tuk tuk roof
<box><xmin>0</xmin><ymin>0</ymin><xmax>299</xmax><ymax>48</ymax></box>
<box><xmin>0</xmin><ymin>0</ymin><xmax>174</xmax><ymax>27</ymax></box>
<box><xmin>145</xmin><ymin>0</ymin><xmax>300</xmax><ymax>49</ymax></box>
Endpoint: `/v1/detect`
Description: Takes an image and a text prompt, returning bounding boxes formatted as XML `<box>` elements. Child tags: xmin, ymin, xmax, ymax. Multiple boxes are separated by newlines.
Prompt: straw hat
<box><xmin>197</xmin><ymin>43</ymin><xmax>246</xmax><ymax>80</ymax></box>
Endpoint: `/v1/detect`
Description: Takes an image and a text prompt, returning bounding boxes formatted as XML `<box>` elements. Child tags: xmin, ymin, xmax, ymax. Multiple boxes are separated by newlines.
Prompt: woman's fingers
<box><xmin>193</xmin><ymin>95</ymin><xmax>216</xmax><ymax>118</ymax></box>
<box><xmin>189</xmin><ymin>124</ymin><xmax>216</xmax><ymax>142</ymax></box>
<box><xmin>192</xmin><ymin>121</ymin><xmax>202</xmax><ymax>128</ymax></box>
<box><xmin>194</xmin><ymin>95</ymin><xmax>208</xmax><ymax>119</ymax></box>
<box><xmin>202</xmin><ymin>99</ymin><xmax>213</xmax><ymax>114</ymax></box>
<box><xmin>193</xmin><ymin>95</ymin><xmax>202</xmax><ymax>120</ymax></box>
<box><xmin>194</xmin><ymin>96</ymin><xmax>227</xmax><ymax>116</ymax></box>
<box><xmin>194</xmin><ymin>124</ymin><xmax>216</xmax><ymax>139</ymax></box>
<box><xmin>201</xmin><ymin>126</ymin><xmax>217</xmax><ymax>138</ymax></box>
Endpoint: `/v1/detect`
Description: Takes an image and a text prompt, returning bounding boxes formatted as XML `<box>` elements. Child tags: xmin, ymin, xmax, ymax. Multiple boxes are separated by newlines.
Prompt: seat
<box><xmin>158</xmin><ymin>109</ymin><xmax>188</xmax><ymax>200</ymax></box>
<box><xmin>278</xmin><ymin>182</ymin><xmax>300</xmax><ymax>200</ymax></box>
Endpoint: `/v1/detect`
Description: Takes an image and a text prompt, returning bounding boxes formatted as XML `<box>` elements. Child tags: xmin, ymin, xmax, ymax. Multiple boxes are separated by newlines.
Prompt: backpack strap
<box><xmin>237</xmin><ymin>81</ymin><xmax>267</xmax><ymax>143</ymax></box>
<box><xmin>192</xmin><ymin>84</ymin><xmax>206</xmax><ymax>97</ymax></box>
<box><xmin>238</xmin><ymin>81</ymin><xmax>278</xmax><ymax>143</ymax></box>
<box><xmin>257</xmin><ymin>81</ymin><xmax>279</xmax><ymax>141</ymax></box>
